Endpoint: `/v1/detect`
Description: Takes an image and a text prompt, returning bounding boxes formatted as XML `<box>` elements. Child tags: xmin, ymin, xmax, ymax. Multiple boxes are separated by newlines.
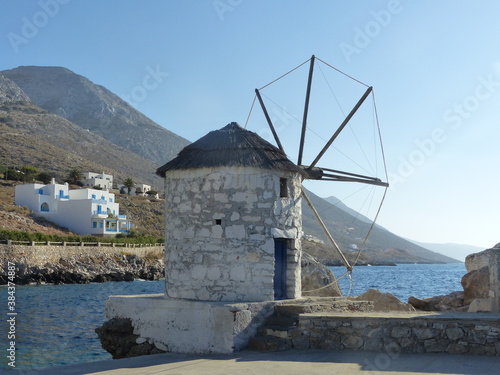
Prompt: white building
<box><xmin>117</xmin><ymin>182</ymin><xmax>157</xmax><ymax>198</ymax></box>
<box><xmin>15</xmin><ymin>179</ymin><xmax>132</xmax><ymax>236</ymax></box>
<box><xmin>79</xmin><ymin>171</ymin><xmax>113</xmax><ymax>190</ymax></box>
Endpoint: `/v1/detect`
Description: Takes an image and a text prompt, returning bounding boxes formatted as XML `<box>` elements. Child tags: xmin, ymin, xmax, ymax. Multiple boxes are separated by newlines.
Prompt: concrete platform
<box><xmin>8</xmin><ymin>350</ymin><xmax>499</xmax><ymax>375</ymax></box>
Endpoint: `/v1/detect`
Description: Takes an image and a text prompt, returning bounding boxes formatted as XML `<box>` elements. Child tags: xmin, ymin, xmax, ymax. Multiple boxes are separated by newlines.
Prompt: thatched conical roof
<box><xmin>156</xmin><ymin>122</ymin><xmax>305</xmax><ymax>177</ymax></box>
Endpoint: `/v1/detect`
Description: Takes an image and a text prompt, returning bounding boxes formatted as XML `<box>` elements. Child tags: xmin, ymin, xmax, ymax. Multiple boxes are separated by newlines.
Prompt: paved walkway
<box><xmin>8</xmin><ymin>350</ymin><xmax>499</xmax><ymax>375</ymax></box>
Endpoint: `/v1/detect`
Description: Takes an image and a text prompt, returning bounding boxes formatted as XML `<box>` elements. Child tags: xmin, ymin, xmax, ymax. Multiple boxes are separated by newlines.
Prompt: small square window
<box><xmin>215</xmin><ymin>219</ymin><xmax>222</xmax><ymax>226</ymax></box>
<box><xmin>280</xmin><ymin>178</ymin><xmax>288</xmax><ymax>198</ymax></box>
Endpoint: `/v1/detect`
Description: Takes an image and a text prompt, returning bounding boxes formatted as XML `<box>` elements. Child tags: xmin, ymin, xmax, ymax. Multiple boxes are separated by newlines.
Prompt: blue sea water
<box><xmin>1</xmin><ymin>263</ymin><xmax>466</xmax><ymax>370</ymax></box>
<box><xmin>329</xmin><ymin>263</ymin><xmax>466</xmax><ymax>301</ymax></box>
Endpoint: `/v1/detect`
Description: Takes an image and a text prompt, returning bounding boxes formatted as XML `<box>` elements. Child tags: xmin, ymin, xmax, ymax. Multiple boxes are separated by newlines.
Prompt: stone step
<box><xmin>257</xmin><ymin>325</ymin><xmax>292</xmax><ymax>339</ymax></box>
<box><xmin>275</xmin><ymin>304</ymin><xmax>311</xmax><ymax>316</ymax></box>
<box><xmin>275</xmin><ymin>300</ymin><xmax>373</xmax><ymax>316</ymax></box>
<box><xmin>265</xmin><ymin>314</ymin><xmax>299</xmax><ymax>327</ymax></box>
<box><xmin>247</xmin><ymin>336</ymin><xmax>292</xmax><ymax>352</ymax></box>
<box><xmin>247</xmin><ymin>300</ymin><xmax>376</xmax><ymax>353</ymax></box>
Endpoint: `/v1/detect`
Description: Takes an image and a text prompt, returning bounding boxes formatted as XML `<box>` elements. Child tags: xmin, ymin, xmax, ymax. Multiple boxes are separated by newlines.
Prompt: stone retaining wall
<box><xmin>0</xmin><ymin>244</ymin><xmax>164</xmax><ymax>268</ymax></box>
<box><xmin>292</xmin><ymin>313</ymin><xmax>500</xmax><ymax>356</ymax></box>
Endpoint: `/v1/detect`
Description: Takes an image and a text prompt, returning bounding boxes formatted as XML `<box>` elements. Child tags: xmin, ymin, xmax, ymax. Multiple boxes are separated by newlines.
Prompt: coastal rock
<box><xmin>1</xmin><ymin>249</ymin><xmax>164</xmax><ymax>285</ymax></box>
<box><xmin>468</xmin><ymin>298</ymin><xmax>493</xmax><ymax>313</ymax></box>
<box><xmin>408</xmin><ymin>291</ymin><xmax>465</xmax><ymax>312</ymax></box>
<box><xmin>95</xmin><ymin>318</ymin><xmax>165</xmax><ymax>359</ymax></box>
<box><xmin>461</xmin><ymin>266</ymin><xmax>490</xmax><ymax>305</ymax></box>
<box><xmin>465</xmin><ymin>251</ymin><xmax>491</xmax><ymax>273</ymax></box>
<box><xmin>462</xmin><ymin>246</ymin><xmax>500</xmax><ymax>312</ymax></box>
<box><xmin>354</xmin><ymin>289</ymin><xmax>415</xmax><ymax>312</ymax></box>
<box><xmin>301</xmin><ymin>252</ymin><xmax>341</xmax><ymax>297</ymax></box>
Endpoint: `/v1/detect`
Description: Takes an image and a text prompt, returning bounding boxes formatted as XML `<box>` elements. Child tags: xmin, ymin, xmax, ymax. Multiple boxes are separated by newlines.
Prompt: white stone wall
<box><xmin>105</xmin><ymin>295</ymin><xmax>277</xmax><ymax>354</ymax></box>
<box><xmin>164</xmin><ymin>166</ymin><xmax>302</xmax><ymax>302</ymax></box>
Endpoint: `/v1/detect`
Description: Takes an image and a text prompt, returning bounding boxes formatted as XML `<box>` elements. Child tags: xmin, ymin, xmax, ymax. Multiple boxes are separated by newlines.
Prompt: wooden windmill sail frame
<box><xmin>253</xmin><ymin>55</ymin><xmax>389</xmax><ymax>273</ymax></box>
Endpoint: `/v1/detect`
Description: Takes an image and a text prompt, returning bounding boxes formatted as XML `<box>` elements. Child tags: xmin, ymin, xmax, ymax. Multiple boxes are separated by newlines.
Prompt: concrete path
<box><xmin>7</xmin><ymin>350</ymin><xmax>498</xmax><ymax>375</ymax></box>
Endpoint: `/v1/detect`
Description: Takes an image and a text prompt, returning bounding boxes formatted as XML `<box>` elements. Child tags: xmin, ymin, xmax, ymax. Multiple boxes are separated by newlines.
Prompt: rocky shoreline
<box><xmin>0</xmin><ymin>244</ymin><xmax>164</xmax><ymax>285</ymax></box>
<box><xmin>408</xmin><ymin>244</ymin><xmax>500</xmax><ymax>313</ymax></box>
<box><xmin>2</xmin><ymin>253</ymin><xmax>164</xmax><ymax>285</ymax></box>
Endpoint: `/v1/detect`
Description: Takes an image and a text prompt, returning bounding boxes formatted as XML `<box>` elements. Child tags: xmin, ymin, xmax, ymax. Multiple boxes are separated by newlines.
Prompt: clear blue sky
<box><xmin>1</xmin><ymin>1</ymin><xmax>499</xmax><ymax>249</ymax></box>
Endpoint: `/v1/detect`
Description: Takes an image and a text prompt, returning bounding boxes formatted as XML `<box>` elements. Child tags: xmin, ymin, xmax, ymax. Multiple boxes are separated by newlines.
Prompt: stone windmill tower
<box><xmin>156</xmin><ymin>122</ymin><xmax>307</xmax><ymax>302</ymax></box>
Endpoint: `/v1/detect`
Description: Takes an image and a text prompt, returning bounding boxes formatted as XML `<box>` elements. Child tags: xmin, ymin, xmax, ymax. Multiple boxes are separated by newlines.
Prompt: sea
<box><xmin>1</xmin><ymin>263</ymin><xmax>466</xmax><ymax>370</ymax></box>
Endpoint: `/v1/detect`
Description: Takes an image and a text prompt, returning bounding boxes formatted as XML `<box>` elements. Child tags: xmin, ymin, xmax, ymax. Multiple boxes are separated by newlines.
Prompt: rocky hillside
<box><xmin>2</xmin><ymin>66</ymin><xmax>190</xmax><ymax>165</ymax></box>
<box><xmin>303</xmin><ymin>189</ymin><xmax>458</xmax><ymax>264</ymax></box>
<box><xmin>0</xmin><ymin>75</ymin><xmax>163</xmax><ymax>187</ymax></box>
<box><xmin>0</xmin><ymin>73</ymin><xmax>31</xmax><ymax>103</ymax></box>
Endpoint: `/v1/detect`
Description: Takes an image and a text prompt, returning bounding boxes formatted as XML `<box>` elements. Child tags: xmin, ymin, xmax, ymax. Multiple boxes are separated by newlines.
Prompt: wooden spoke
<box><xmin>255</xmin><ymin>88</ymin><xmax>284</xmax><ymax>152</ymax></box>
<box><xmin>297</xmin><ymin>55</ymin><xmax>315</xmax><ymax>166</ymax></box>
<box><xmin>301</xmin><ymin>187</ymin><xmax>352</xmax><ymax>272</ymax></box>
<box><xmin>309</xmin><ymin>86</ymin><xmax>373</xmax><ymax>169</ymax></box>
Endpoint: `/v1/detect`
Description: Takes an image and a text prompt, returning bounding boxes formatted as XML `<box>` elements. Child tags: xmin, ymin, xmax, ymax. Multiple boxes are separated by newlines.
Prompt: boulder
<box><xmin>465</xmin><ymin>250</ymin><xmax>492</xmax><ymax>273</ymax></box>
<box><xmin>95</xmin><ymin>318</ymin><xmax>165</xmax><ymax>359</ymax></box>
<box><xmin>462</xmin><ymin>247</ymin><xmax>500</xmax><ymax>312</ymax></box>
<box><xmin>461</xmin><ymin>266</ymin><xmax>490</xmax><ymax>305</ymax></box>
<box><xmin>468</xmin><ymin>298</ymin><xmax>493</xmax><ymax>313</ymax></box>
<box><xmin>301</xmin><ymin>252</ymin><xmax>341</xmax><ymax>297</ymax></box>
<box><xmin>355</xmin><ymin>288</ymin><xmax>415</xmax><ymax>312</ymax></box>
<box><xmin>408</xmin><ymin>291</ymin><xmax>465</xmax><ymax>312</ymax></box>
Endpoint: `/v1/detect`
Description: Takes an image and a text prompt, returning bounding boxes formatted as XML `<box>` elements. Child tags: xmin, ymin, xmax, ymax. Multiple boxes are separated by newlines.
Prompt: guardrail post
<box><xmin>63</xmin><ymin>241</ymin><xmax>66</xmax><ymax>246</ymax></box>
<box><xmin>30</xmin><ymin>241</ymin><xmax>35</xmax><ymax>246</ymax></box>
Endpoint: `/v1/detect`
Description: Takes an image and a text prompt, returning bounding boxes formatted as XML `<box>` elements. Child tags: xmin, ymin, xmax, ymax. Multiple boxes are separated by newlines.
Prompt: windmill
<box><xmin>248</xmin><ymin>55</ymin><xmax>389</xmax><ymax>274</ymax></box>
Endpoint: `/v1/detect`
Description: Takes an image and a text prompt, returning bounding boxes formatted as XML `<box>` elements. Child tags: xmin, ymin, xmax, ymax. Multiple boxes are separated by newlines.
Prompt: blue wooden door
<box><xmin>274</xmin><ymin>239</ymin><xmax>287</xmax><ymax>299</ymax></box>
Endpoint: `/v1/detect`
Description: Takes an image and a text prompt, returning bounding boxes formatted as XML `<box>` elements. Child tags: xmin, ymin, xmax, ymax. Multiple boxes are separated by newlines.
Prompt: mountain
<box><xmin>323</xmin><ymin>196</ymin><xmax>370</xmax><ymax>222</ymax></box>
<box><xmin>407</xmin><ymin>240</ymin><xmax>484</xmax><ymax>262</ymax></box>
<box><xmin>0</xmin><ymin>74</ymin><xmax>162</xmax><ymax>187</ymax></box>
<box><xmin>0</xmin><ymin>73</ymin><xmax>31</xmax><ymax>103</ymax></box>
<box><xmin>1</xmin><ymin>66</ymin><xmax>190</xmax><ymax>165</ymax></box>
<box><xmin>303</xmin><ymin>189</ymin><xmax>459</xmax><ymax>264</ymax></box>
